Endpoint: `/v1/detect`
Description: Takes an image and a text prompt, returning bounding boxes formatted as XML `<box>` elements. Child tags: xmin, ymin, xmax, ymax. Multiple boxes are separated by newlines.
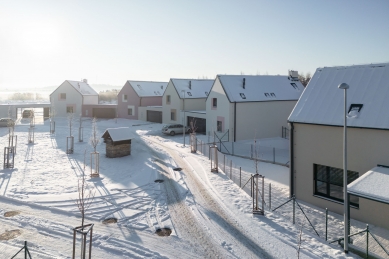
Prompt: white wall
<box><xmin>162</xmin><ymin>81</ymin><xmax>181</xmax><ymax>124</ymax></box>
<box><xmin>206</xmin><ymin>77</ymin><xmax>233</xmax><ymax>139</ymax></box>
<box><xmin>236</xmin><ymin>101</ymin><xmax>296</xmax><ymax>140</ymax></box>
<box><xmin>83</xmin><ymin>95</ymin><xmax>98</xmax><ymax>105</ymax></box>
<box><xmin>50</xmin><ymin>81</ymin><xmax>83</xmax><ymax>117</ymax></box>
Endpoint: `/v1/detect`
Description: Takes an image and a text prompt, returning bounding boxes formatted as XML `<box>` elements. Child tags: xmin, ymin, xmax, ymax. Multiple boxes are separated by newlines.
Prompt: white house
<box><xmin>288</xmin><ymin>63</ymin><xmax>389</xmax><ymax>229</ymax></box>
<box><xmin>206</xmin><ymin>73</ymin><xmax>304</xmax><ymax>141</ymax></box>
<box><xmin>162</xmin><ymin>79</ymin><xmax>214</xmax><ymax>133</ymax></box>
<box><xmin>50</xmin><ymin>79</ymin><xmax>98</xmax><ymax>117</ymax></box>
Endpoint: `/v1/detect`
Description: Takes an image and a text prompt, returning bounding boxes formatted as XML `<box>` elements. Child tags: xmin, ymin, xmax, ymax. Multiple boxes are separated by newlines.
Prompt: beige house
<box><xmin>288</xmin><ymin>63</ymin><xmax>389</xmax><ymax>229</ymax></box>
<box><xmin>162</xmin><ymin>78</ymin><xmax>213</xmax><ymax>133</ymax></box>
<box><xmin>206</xmin><ymin>73</ymin><xmax>304</xmax><ymax>141</ymax></box>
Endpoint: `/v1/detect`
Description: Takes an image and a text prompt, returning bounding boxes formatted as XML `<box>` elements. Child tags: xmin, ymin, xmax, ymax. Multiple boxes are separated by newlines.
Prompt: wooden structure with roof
<box><xmin>101</xmin><ymin>127</ymin><xmax>134</xmax><ymax>158</ymax></box>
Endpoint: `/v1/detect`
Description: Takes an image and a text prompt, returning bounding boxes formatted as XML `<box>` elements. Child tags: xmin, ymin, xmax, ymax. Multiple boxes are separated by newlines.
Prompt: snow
<box><xmin>348</xmin><ymin>166</ymin><xmax>389</xmax><ymax>204</ymax></box>
<box><xmin>128</xmin><ymin>80</ymin><xmax>168</xmax><ymax>97</ymax></box>
<box><xmin>171</xmin><ymin>79</ymin><xmax>214</xmax><ymax>99</ymax></box>
<box><xmin>288</xmin><ymin>63</ymin><xmax>389</xmax><ymax>129</ymax></box>
<box><xmin>0</xmin><ymin>116</ymin><xmax>371</xmax><ymax>258</ymax></box>
<box><xmin>101</xmin><ymin>127</ymin><xmax>135</xmax><ymax>141</ymax></box>
<box><xmin>67</xmin><ymin>80</ymin><xmax>99</xmax><ymax>96</ymax></box>
<box><xmin>217</xmin><ymin>75</ymin><xmax>304</xmax><ymax>102</ymax></box>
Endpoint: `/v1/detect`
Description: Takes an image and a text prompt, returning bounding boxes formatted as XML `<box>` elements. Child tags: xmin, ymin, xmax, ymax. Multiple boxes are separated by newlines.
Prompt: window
<box><xmin>171</xmin><ymin>110</ymin><xmax>176</xmax><ymax>120</ymax></box>
<box><xmin>187</xmin><ymin>92</ymin><xmax>192</xmax><ymax>96</ymax></box>
<box><xmin>212</xmin><ymin>98</ymin><xmax>217</xmax><ymax>107</ymax></box>
<box><xmin>166</xmin><ymin>95</ymin><xmax>171</xmax><ymax>104</ymax></box>
<box><xmin>128</xmin><ymin>108</ymin><xmax>133</xmax><ymax>115</ymax></box>
<box><xmin>291</xmin><ymin>83</ymin><xmax>299</xmax><ymax>90</ymax></box>
<box><xmin>240</xmin><ymin>93</ymin><xmax>246</xmax><ymax>99</ymax></box>
<box><xmin>60</xmin><ymin>93</ymin><xmax>66</xmax><ymax>100</ymax></box>
<box><xmin>217</xmin><ymin>121</ymin><xmax>222</xmax><ymax>132</ymax></box>
<box><xmin>348</xmin><ymin>104</ymin><xmax>363</xmax><ymax>118</ymax></box>
<box><xmin>314</xmin><ymin>164</ymin><xmax>359</xmax><ymax>207</ymax></box>
<box><xmin>122</xmin><ymin>94</ymin><xmax>127</xmax><ymax>102</ymax></box>
<box><xmin>66</xmin><ymin>106</ymin><xmax>73</xmax><ymax>113</ymax></box>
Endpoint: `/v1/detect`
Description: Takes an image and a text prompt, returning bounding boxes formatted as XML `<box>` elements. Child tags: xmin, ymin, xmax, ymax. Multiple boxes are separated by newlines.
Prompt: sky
<box><xmin>0</xmin><ymin>0</ymin><xmax>388</xmax><ymax>90</ymax></box>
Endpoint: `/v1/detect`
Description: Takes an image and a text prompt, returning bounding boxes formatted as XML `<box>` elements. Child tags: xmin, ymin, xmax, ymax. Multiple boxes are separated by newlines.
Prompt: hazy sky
<box><xmin>1</xmin><ymin>0</ymin><xmax>388</xmax><ymax>89</ymax></box>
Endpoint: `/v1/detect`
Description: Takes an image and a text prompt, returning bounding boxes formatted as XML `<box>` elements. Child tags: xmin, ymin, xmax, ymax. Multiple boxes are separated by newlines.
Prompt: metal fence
<box><xmin>193</xmin><ymin>136</ymin><xmax>389</xmax><ymax>258</ymax></box>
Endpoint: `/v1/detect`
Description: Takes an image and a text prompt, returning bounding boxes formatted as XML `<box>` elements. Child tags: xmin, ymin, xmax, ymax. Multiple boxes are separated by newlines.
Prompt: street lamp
<box><xmin>181</xmin><ymin>90</ymin><xmax>186</xmax><ymax>147</ymax></box>
<box><xmin>338</xmin><ymin>82</ymin><xmax>349</xmax><ymax>253</ymax></box>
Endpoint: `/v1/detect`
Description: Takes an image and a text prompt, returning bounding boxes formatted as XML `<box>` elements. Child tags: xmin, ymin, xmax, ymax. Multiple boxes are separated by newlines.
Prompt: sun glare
<box><xmin>18</xmin><ymin>22</ymin><xmax>61</xmax><ymax>54</ymax></box>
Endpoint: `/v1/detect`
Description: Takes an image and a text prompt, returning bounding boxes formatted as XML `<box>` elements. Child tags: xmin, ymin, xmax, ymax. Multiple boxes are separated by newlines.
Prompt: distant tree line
<box><xmin>99</xmin><ymin>89</ymin><xmax>119</xmax><ymax>103</ymax></box>
<box><xmin>298</xmin><ymin>72</ymin><xmax>311</xmax><ymax>87</ymax></box>
<box><xmin>9</xmin><ymin>92</ymin><xmax>45</xmax><ymax>100</ymax></box>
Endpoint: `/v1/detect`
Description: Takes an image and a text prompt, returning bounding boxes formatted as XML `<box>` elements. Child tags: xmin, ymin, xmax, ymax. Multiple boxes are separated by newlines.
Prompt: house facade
<box><xmin>162</xmin><ymin>79</ymin><xmax>213</xmax><ymax>132</ymax></box>
<box><xmin>206</xmin><ymin>73</ymin><xmax>304</xmax><ymax>141</ymax></box>
<box><xmin>117</xmin><ymin>80</ymin><xmax>168</xmax><ymax>122</ymax></box>
<box><xmin>288</xmin><ymin>63</ymin><xmax>389</xmax><ymax>229</ymax></box>
<box><xmin>50</xmin><ymin>79</ymin><xmax>98</xmax><ymax>117</ymax></box>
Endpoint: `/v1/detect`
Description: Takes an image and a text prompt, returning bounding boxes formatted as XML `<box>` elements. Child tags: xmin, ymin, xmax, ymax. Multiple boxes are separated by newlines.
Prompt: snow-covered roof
<box><xmin>217</xmin><ymin>75</ymin><xmax>304</xmax><ymax>103</ymax></box>
<box><xmin>288</xmin><ymin>63</ymin><xmax>389</xmax><ymax>129</ymax></box>
<box><xmin>67</xmin><ymin>80</ymin><xmax>98</xmax><ymax>96</ymax></box>
<box><xmin>348</xmin><ymin>166</ymin><xmax>389</xmax><ymax>204</ymax></box>
<box><xmin>128</xmin><ymin>80</ymin><xmax>168</xmax><ymax>97</ymax></box>
<box><xmin>171</xmin><ymin>79</ymin><xmax>214</xmax><ymax>99</ymax></box>
<box><xmin>101</xmin><ymin>127</ymin><xmax>134</xmax><ymax>141</ymax></box>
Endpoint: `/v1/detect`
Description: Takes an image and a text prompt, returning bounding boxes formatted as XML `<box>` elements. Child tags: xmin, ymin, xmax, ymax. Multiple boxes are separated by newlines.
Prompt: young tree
<box><xmin>297</xmin><ymin>222</ymin><xmax>304</xmax><ymax>258</ymax></box>
<box><xmin>89</xmin><ymin>117</ymin><xmax>99</xmax><ymax>153</ymax></box>
<box><xmin>68</xmin><ymin>113</ymin><xmax>74</xmax><ymax>137</ymax></box>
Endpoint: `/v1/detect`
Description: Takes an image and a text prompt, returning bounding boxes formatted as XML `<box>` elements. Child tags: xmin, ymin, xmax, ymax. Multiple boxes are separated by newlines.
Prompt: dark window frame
<box><xmin>60</xmin><ymin>93</ymin><xmax>66</xmax><ymax>100</ymax></box>
<box><xmin>212</xmin><ymin>98</ymin><xmax>217</xmax><ymax>107</ymax></box>
<box><xmin>66</xmin><ymin>106</ymin><xmax>73</xmax><ymax>113</ymax></box>
<box><xmin>128</xmin><ymin>108</ymin><xmax>133</xmax><ymax>115</ymax></box>
<box><xmin>217</xmin><ymin>120</ymin><xmax>222</xmax><ymax>132</ymax></box>
<box><xmin>313</xmin><ymin>164</ymin><xmax>359</xmax><ymax>207</ymax></box>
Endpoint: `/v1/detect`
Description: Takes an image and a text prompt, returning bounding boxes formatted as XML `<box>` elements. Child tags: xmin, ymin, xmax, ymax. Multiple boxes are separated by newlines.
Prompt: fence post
<box><xmin>366</xmin><ymin>224</ymin><xmax>369</xmax><ymax>258</ymax></box>
<box><xmin>230</xmin><ymin>160</ymin><xmax>232</xmax><ymax>179</ymax></box>
<box><xmin>224</xmin><ymin>155</ymin><xmax>226</xmax><ymax>173</ymax></box>
<box><xmin>239</xmin><ymin>167</ymin><xmax>242</xmax><ymax>187</ymax></box>
<box><xmin>251</xmin><ymin>144</ymin><xmax>253</xmax><ymax>159</ymax></box>
<box><xmin>325</xmin><ymin>208</ymin><xmax>328</xmax><ymax>241</ymax></box>
<box><xmin>232</xmin><ymin>141</ymin><xmax>234</xmax><ymax>155</ymax></box>
<box><xmin>293</xmin><ymin>195</ymin><xmax>295</xmax><ymax>224</ymax></box>
<box><xmin>273</xmin><ymin>147</ymin><xmax>275</xmax><ymax>164</ymax></box>
<box><xmin>269</xmin><ymin>183</ymin><xmax>271</xmax><ymax>210</ymax></box>
<box><xmin>251</xmin><ymin>175</ymin><xmax>253</xmax><ymax>197</ymax></box>
<box><xmin>25</xmin><ymin>241</ymin><xmax>27</xmax><ymax>259</ymax></box>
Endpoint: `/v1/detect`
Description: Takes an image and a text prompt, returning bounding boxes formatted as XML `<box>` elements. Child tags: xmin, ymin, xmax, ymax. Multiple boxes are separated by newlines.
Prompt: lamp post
<box><xmin>338</xmin><ymin>82</ymin><xmax>349</xmax><ymax>253</ymax></box>
<box><xmin>182</xmin><ymin>90</ymin><xmax>186</xmax><ymax>147</ymax></box>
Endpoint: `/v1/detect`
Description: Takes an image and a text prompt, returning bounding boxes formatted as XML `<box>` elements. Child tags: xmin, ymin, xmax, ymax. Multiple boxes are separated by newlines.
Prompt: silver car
<box><xmin>162</xmin><ymin>124</ymin><xmax>190</xmax><ymax>136</ymax></box>
<box><xmin>0</xmin><ymin>118</ymin><xmax>15</xmax><ymax>127</ymax></box>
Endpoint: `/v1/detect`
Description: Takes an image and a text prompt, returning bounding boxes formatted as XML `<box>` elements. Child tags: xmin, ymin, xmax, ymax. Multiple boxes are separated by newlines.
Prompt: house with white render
<box><xmin>206</xmin><ymin>72</ymin><xmax>304</xmax><ymax>141</ymax></box>
<box><xmin>50</xmin><ymin>79</ymin><xmax>98</xmax><ymax>117</ymax></box>
<box><xmin>288</xmin><ymin>63</ymin><xmax>389</xmax><ymax>229</ymax></box>
<box><xmin>162</xmin><ymin>79</ymin><xmax>214</xmax><ymax>133</ymax></box>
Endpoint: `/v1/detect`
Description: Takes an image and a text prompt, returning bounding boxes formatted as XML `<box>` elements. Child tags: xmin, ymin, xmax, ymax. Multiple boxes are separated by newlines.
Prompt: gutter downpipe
<box><xmin>234</xmin><ymin>102</ymin><xmax>237</xmax><ymax>142</ymax></box>
<box><xmin>289</xmin><ymin>122</ymin><xmax>294</xmax><ymax>198</ymax></box>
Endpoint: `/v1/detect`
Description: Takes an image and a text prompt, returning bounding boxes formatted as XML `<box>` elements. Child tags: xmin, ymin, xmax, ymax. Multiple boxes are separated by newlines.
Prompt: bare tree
<box><xmin>68</xmin><ymin>113</ymin><xmax>74</xmax><ymax>137</ymax></box>
<box><xmin>89</xmin><ymin>118</ymin><xmax>99</xmax><ymax>153</ymax></box>
<box><xmin>189</xmin><ymin>118</ymin><xmax>197</xmax><ymax>134</ymax></box>
<box><xmin>298</xmin><ymin>72</ymin><xmax>311</xmax><ymax>87</ymax></box>
<box><xmin>76</xmin><ymin>150</ymin><xmax>95</xmax><ymax>228</ymax></box>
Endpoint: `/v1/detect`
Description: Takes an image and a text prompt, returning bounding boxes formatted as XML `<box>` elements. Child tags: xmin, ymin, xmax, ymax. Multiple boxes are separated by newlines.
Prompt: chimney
<box><xmin>288</xmin><ymin>70</ymin><xmax>298</xmax><ymax>80</ymax></box>
<box><xmin>83</xmin><ymin>79</ymin><xmax>88</xmax><ymax>83</ymax></box>
<box><xmin>189</xmin><ymin>80</ymin><xmax>191</xmax><ymax>89</ymax></box>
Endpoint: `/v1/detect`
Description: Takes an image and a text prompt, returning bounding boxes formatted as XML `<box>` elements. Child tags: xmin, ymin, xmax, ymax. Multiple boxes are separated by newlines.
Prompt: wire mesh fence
<box><xmin>193</xmin><ymin>135</ymin><xmax>389</xmax><ymax>258</ymax></box>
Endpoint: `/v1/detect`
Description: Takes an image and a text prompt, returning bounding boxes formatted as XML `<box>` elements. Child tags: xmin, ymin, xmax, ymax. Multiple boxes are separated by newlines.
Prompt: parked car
<box><xmin>22</xmin><ymin>110</ymin><xmax>34</xmax><ymax>118</ymax></box>
<box><xmin>0</xmin><ymin>118</ymin><xmax>15</xmax><ymax>127</ymax></box>
<box><xmin>162</xmin><ymin>124</ymin><xmax>190</xmax><ymax>136</ymax></box>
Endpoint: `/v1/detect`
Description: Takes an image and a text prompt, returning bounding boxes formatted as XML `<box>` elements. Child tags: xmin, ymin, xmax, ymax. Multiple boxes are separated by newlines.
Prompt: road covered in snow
<box><xmin>0</xmin><ymin>117</ymin><xmax>358</xmax><ymax>258</ymax></box>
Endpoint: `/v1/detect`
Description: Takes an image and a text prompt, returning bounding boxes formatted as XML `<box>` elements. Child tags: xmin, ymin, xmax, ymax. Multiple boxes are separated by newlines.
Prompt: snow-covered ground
<box><xmin>0</xmin><ymin>116</ymin><xmax>384</xmax><ymax>258</ymax></box>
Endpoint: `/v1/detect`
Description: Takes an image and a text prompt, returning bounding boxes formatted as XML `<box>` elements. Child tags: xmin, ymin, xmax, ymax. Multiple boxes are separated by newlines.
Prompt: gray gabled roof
<box><xmin>170</xmin><ymin>79</ymin><xmax>214</xmax><ymax>99</ymax></box>
<box><xmin>217</xmin><ymin>75</ymin><xmax>304</xmax><ymax>103</ymax></box>
<box><xmin>67</xmin><ymin>80</ymin><xmax>98</xmax><ymax>96</ymax></box>
<box><xmin>128</xmin><ymin>80</ymin><xmax>168</xmax><ymax>97</ymax></box>
<box><xmin>288</xmin><ymin>63</ymin><xmax>389</xmax><ymax>130</ymax></box>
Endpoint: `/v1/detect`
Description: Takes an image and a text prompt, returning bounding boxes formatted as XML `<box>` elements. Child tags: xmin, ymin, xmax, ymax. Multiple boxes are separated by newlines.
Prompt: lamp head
<box><xmin>338</xmin><ymin>83</ymin><xmax>350</xmax><ymax>89</ymax></box>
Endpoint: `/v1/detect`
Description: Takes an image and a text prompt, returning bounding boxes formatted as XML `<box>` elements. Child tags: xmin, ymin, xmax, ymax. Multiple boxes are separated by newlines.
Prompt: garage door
<box><xmin>92</xmin><ymin>108</ymin><xmax>116</xmax><ymax>118</ymax></box>
<box><xmin>147</xmin><ymin>110</ymin><xmax>162</xmax><ymax>123</ymax></box>
<box><xmin>187</xmin><ymin>116</ymin><xmax>206</xmax><ymax>133</ymax></box>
